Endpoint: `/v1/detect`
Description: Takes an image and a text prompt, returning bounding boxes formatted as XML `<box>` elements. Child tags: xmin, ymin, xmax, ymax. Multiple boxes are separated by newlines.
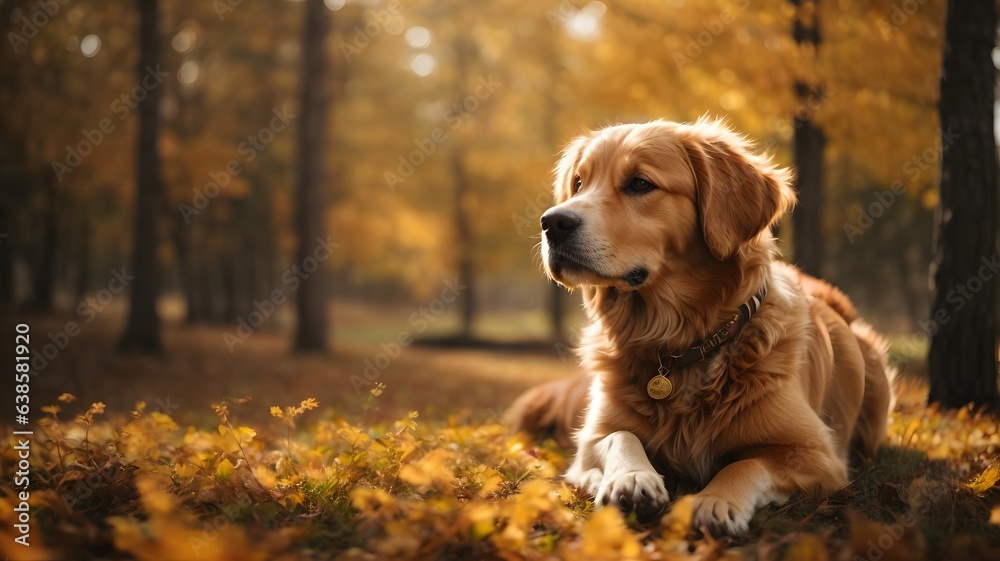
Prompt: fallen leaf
<box><xmin>967</xmin><ymin>464</ymin><xmax>1000</xmax><ymax>494</ymax></box>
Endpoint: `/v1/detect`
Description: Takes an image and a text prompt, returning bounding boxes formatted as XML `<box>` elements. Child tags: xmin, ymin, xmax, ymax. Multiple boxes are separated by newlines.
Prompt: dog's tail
<box><xmin>503</xmin><ymin>373</ymin><xmax>592</xmax><ymax>448</ymax></box>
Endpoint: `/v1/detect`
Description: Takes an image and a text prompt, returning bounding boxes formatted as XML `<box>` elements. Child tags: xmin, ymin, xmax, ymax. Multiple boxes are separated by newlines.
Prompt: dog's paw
<box><xmin>595</xmin><ymin>470</ymin><xmax>669</xmax><ymax>520</ymax></box>
<box><xmin>689</xmin><ymin>492</ymin><xmax>752</xmax><ymax>536</ymax></box>
<box><xmin>567</xmin><ymin>468</ymin><xmax>603</xmax><ymax>497</ymax></box>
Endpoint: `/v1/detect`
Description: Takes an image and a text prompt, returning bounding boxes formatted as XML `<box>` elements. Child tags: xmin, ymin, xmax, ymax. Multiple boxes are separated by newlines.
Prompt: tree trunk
<box><xmin>450</xmin><ymin>35</ymin><xmax>477</xmax><ymax>342</ymax></box>
<box><xmin>788</xmin><ymin>0</ymin><xmax>825</xmax><ymax>278</ymax></box>
<box><xmin>221</xmin><ymin>254</ymin><xmax>238</xmax><ymax>321</ymax></box>
<box><xmin>195</xmin><ymin>258</ymin><xmax>213</xmax><ymax>322</ymax></box>
<box><xmin>791</xmin><ymin>103</ymin><xmax>825</xmax><ymax>277</ymax></box>
<box><xmin>173</xmin><ymin>221</ymin><xmax>198</xmax><ymax>323</ymax></box>
<box><xmin>293</xmin><ymin>0</ymin><xmax>330</xmax><ymax>352</ymax></box>
<box><xmin>75</xmin><ymin>207</ymin><xmax>90</xmax><ymax>302</ymax></box>
<box><xmin>451</xmin><ymin>148</ymin><xmax>475</xmax><ymax>341</ymax></box>
<box><xmin>542</xmin><ymin>47</ymin><xmax>566</xmax><ymax>343</ymax></box>
<box><xmin>928</xmin><ymin>0</ymin><xmax>998</xmax><ymax>408</ymax></box>
<box><xmin>118</xmin><ymin>0</ymin><xmax>163</xmax><ymax>353</ymax></box>
<box><xmin>31</xmin><ymin>169</ymin><xmax>57</xmax><ymax>310</ymax></box>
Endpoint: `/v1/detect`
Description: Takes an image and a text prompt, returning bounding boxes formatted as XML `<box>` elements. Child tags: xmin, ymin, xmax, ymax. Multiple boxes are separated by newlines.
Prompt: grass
<box><xmin>1</xmin><ymin>306</ymin><xmax>999</xmax><ymax>560</ymax></box>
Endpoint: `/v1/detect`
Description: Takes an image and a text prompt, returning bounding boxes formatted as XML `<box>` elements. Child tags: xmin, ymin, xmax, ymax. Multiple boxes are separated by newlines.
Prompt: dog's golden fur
<box><xmin>507</xmin><ymin>119</ymin><xmax>894</xmax><ymax>534</ymax></box>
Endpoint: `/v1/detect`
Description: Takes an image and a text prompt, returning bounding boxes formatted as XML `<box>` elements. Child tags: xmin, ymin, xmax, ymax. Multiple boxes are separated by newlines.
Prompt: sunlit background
<box><xmin>0</xmin><ymin>0</ymin><xmax>962</xmax><ymax>414</ymax></box>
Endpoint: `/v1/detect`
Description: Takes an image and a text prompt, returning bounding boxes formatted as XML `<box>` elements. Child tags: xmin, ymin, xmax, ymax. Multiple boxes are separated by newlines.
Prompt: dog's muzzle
<box><xmin>540</xmin><ymin>209</ymin><xmax>581</xmax><ymax>246</ymax></box>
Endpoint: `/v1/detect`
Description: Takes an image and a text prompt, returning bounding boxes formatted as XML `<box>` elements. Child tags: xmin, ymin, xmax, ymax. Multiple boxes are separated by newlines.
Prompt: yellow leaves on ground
<box><xmin>351</xmin><ymin>487</ymin><xmax>399</xmax><ymax>519</ymax></box>
<box><xmin>491</xmin><ymin>479</ymin><xmax>571</xmax><ymax>551</ymax></box>
<box><xmin>216</xmin><ymin>457</ymin><xmax>236</xmax><ymax>480</ymax></box>
<box><xmin>579</xmin><ymin>507</ymin><xmax>644</xmax><ymax>560</ymax></box>
<box><xmin>888</xmin><ymin>402</ymin><xmax>1000</xmax><ymax>460</ymax></box>
<box><xmin>118</xmin><ymin>411</ymin><xmax>180</xmax><ymax>462</ymax></box>
<box><xmin>967</xmin><ymin>463</ymin><xmax>1000</xmax><ymax>494</ymax></box>
<box><xmin>661</xmin><ymin>494</ymin><xmax>694</xmax><ymax>541</ymax></box>
<box><xmin>399</xmin><ymin>448</ymin><xmax>457</xmax><ymax>492</ymax></box>
<box><xmin>466</xmin><ymin>502</ymin><xmax>498</xmax><ymax>540</ymax></box>
<box><xmin>217</xmin><ymin>424</ymin><xmax>256</xmax><ymax>454</ymax></box>
<box><xmin>15</xmin><ymin>389</ymin><xmax>1000</xmax><ymax>560</ymax></box>
<box><xmin>782</xmin><ymin>533</ymin><xmax>829</xmax><ymax>561</ymax></box>
<box><xmin>76</xmin><ymin>401</ymin><xmax>106</xmax><ymax>426</ymax></box>
<box><xmin>847</xmin><ymin>511</ymin><xmax>926</xmax><ymax>561</ymax></box>
<box><xmin>270</xmin><ymin>398</ymin><xmax>320</xmax><ymax>427</ymax></box>
<box><xmin>472</xmin><ymin>465</ymin><xmax>504</xmax><ymax>497</ymax></box>
<box><xmin>109</xmin><ymin>475</ymin><xmax>266</xmax><ymax>561</ymax></box>
<box><xmin>339</xmin><ymin>423</ymin><xmax>579</xmax><ymax>559</ymax></box>
<box><xmin>136</xmin><ymin>472</ymin><xmax>178</xmax><ymax>515</ymax></box>
<box><xmin>335</xmin><ymin>422</ymin><xmax>371</xmax><ymax>449</ymax></box>
<box><xmin>396</xmin><ymin>410</ymin><xmax>420</xmax><ymax>433</ymax></box>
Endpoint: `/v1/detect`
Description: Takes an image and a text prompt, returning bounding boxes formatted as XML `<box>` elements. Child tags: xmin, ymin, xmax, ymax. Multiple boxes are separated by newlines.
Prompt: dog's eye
<box><xmin>625</xmin><ymin>177</ymin><xmax>656</xmax><ymax>194</ymax></box>
<box><xmin>573</xmin><ymin>176</ymin><xmax>583</xmax><ymax>193</ymax></box>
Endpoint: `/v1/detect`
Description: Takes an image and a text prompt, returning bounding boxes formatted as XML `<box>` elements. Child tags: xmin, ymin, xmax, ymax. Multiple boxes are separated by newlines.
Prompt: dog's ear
<box><xmin>552</xmin><ymin>133</ymin><xmax>594</xmax><ymax>204</ymax></box>
<box><xmin>683</xmin><ymin>125</ymin><xmax>795</xmax><ymax>260</ymax></box>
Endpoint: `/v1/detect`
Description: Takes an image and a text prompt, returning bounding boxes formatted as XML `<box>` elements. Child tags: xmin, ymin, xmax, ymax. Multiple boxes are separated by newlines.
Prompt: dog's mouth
<box><xmin>546</xmin><ymin>250</ymin><xmax>650</xmax><ymax>290</ymax></box>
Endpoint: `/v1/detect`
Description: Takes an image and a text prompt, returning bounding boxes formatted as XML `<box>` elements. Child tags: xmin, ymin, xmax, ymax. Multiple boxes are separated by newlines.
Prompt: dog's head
<box><xmin>540</xmin><ymin>119</ymin><xmax>795</xmax><ymax>291</ymax></box>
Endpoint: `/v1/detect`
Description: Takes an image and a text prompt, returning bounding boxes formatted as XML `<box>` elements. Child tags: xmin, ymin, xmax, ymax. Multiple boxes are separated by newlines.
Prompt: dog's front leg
<box><xmin>566</xmin><ymin>431</ymin><xmax>669</xmax><ymax>518</ymax></box>
<box><xmin>689</xmin><ymin>445</ymin><xmax>846</xmax><ymax>535</ymax></box>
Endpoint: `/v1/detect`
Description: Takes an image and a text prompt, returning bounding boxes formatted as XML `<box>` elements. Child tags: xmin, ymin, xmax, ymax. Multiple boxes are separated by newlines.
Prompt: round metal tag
<box><xmin>646</xmin><ymin>374</ymin><xmax>673</xmax><ymax>400</ymax></box>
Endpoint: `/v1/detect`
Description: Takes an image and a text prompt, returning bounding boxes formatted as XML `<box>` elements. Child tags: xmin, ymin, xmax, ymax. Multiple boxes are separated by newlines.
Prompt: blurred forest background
<box><xmin>0</xmin><ymin>0</ymin><xmax>984</xmax><ymax>415</ymax></box>
<box><xmin>6</xmin><ymin>3</ymin><xmax>1000</xmax><ymax>557</ymax></box>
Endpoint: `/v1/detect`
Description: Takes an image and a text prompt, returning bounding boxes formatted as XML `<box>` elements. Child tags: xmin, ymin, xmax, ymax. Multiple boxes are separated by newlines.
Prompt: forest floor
<box><xmin>1</xmin><ymin>303</ymin><xmax>999</xmax><ymax>560</ymax></box>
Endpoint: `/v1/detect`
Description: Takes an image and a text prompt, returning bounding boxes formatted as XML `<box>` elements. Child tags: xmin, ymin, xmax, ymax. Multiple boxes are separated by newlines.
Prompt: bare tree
<box><xmin>450</xmin><ymin>34</ymin><xmax>477</xmax><ymax>342</ymax></box>
<box><xmin>928</xmin><ymin>0</ymin><xmax>998</xmax><ymax>408</ymax></box>
<box><xmin>293</xmin><ymin>0</ymin><xmax>331</xmax><ymax>352</ymax></box>
<box><xmin>118</xmin><ymin>0</ymin><xmax>164</xmax><ymax>353</ymax></box>
<box><xmin>788</xmin><ymin>0</ymin><xmax>825</xmax><ymax>278</ymax></box>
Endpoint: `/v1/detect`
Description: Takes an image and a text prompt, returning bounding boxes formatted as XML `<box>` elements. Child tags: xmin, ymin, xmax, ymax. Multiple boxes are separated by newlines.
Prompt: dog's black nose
<box><xmin>540</xmin><ymin>209</ymin><xmax>581</xmax><ymax>245</ymax></box>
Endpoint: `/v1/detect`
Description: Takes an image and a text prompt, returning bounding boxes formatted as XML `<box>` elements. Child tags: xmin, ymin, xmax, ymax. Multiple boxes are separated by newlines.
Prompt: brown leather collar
<box><xmin>657</xmin><ymin>282</ymin><xmax>768</xmax><ymax>370</ymax></box>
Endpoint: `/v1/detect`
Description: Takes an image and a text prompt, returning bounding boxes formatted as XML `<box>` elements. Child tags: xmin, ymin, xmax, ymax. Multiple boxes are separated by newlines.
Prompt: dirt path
<box><xmin>15</xmin><ymin>309</ymin><xmax>579</xmax><ymax>428</ymax></box>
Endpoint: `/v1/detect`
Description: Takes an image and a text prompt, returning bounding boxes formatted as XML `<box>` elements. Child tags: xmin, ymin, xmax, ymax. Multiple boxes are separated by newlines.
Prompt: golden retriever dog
<box><xmin>506</xmin><ymin>119</ymin><xmax>894</xmax><ymax>535</ymax></box>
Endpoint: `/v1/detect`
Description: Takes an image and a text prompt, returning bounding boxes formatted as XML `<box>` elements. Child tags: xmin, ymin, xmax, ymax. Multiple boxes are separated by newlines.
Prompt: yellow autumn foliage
<box><xmin>2</xmin><ymin>386</ymin><xmax>998</xmax><ymax>560</ymax></box>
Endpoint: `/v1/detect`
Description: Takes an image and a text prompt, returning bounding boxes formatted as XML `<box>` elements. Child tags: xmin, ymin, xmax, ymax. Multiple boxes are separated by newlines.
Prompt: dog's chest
<box><xmin>629</xmin><ymin>397</ymin><xmax>723</xmax><ymax>485</ymax></box>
